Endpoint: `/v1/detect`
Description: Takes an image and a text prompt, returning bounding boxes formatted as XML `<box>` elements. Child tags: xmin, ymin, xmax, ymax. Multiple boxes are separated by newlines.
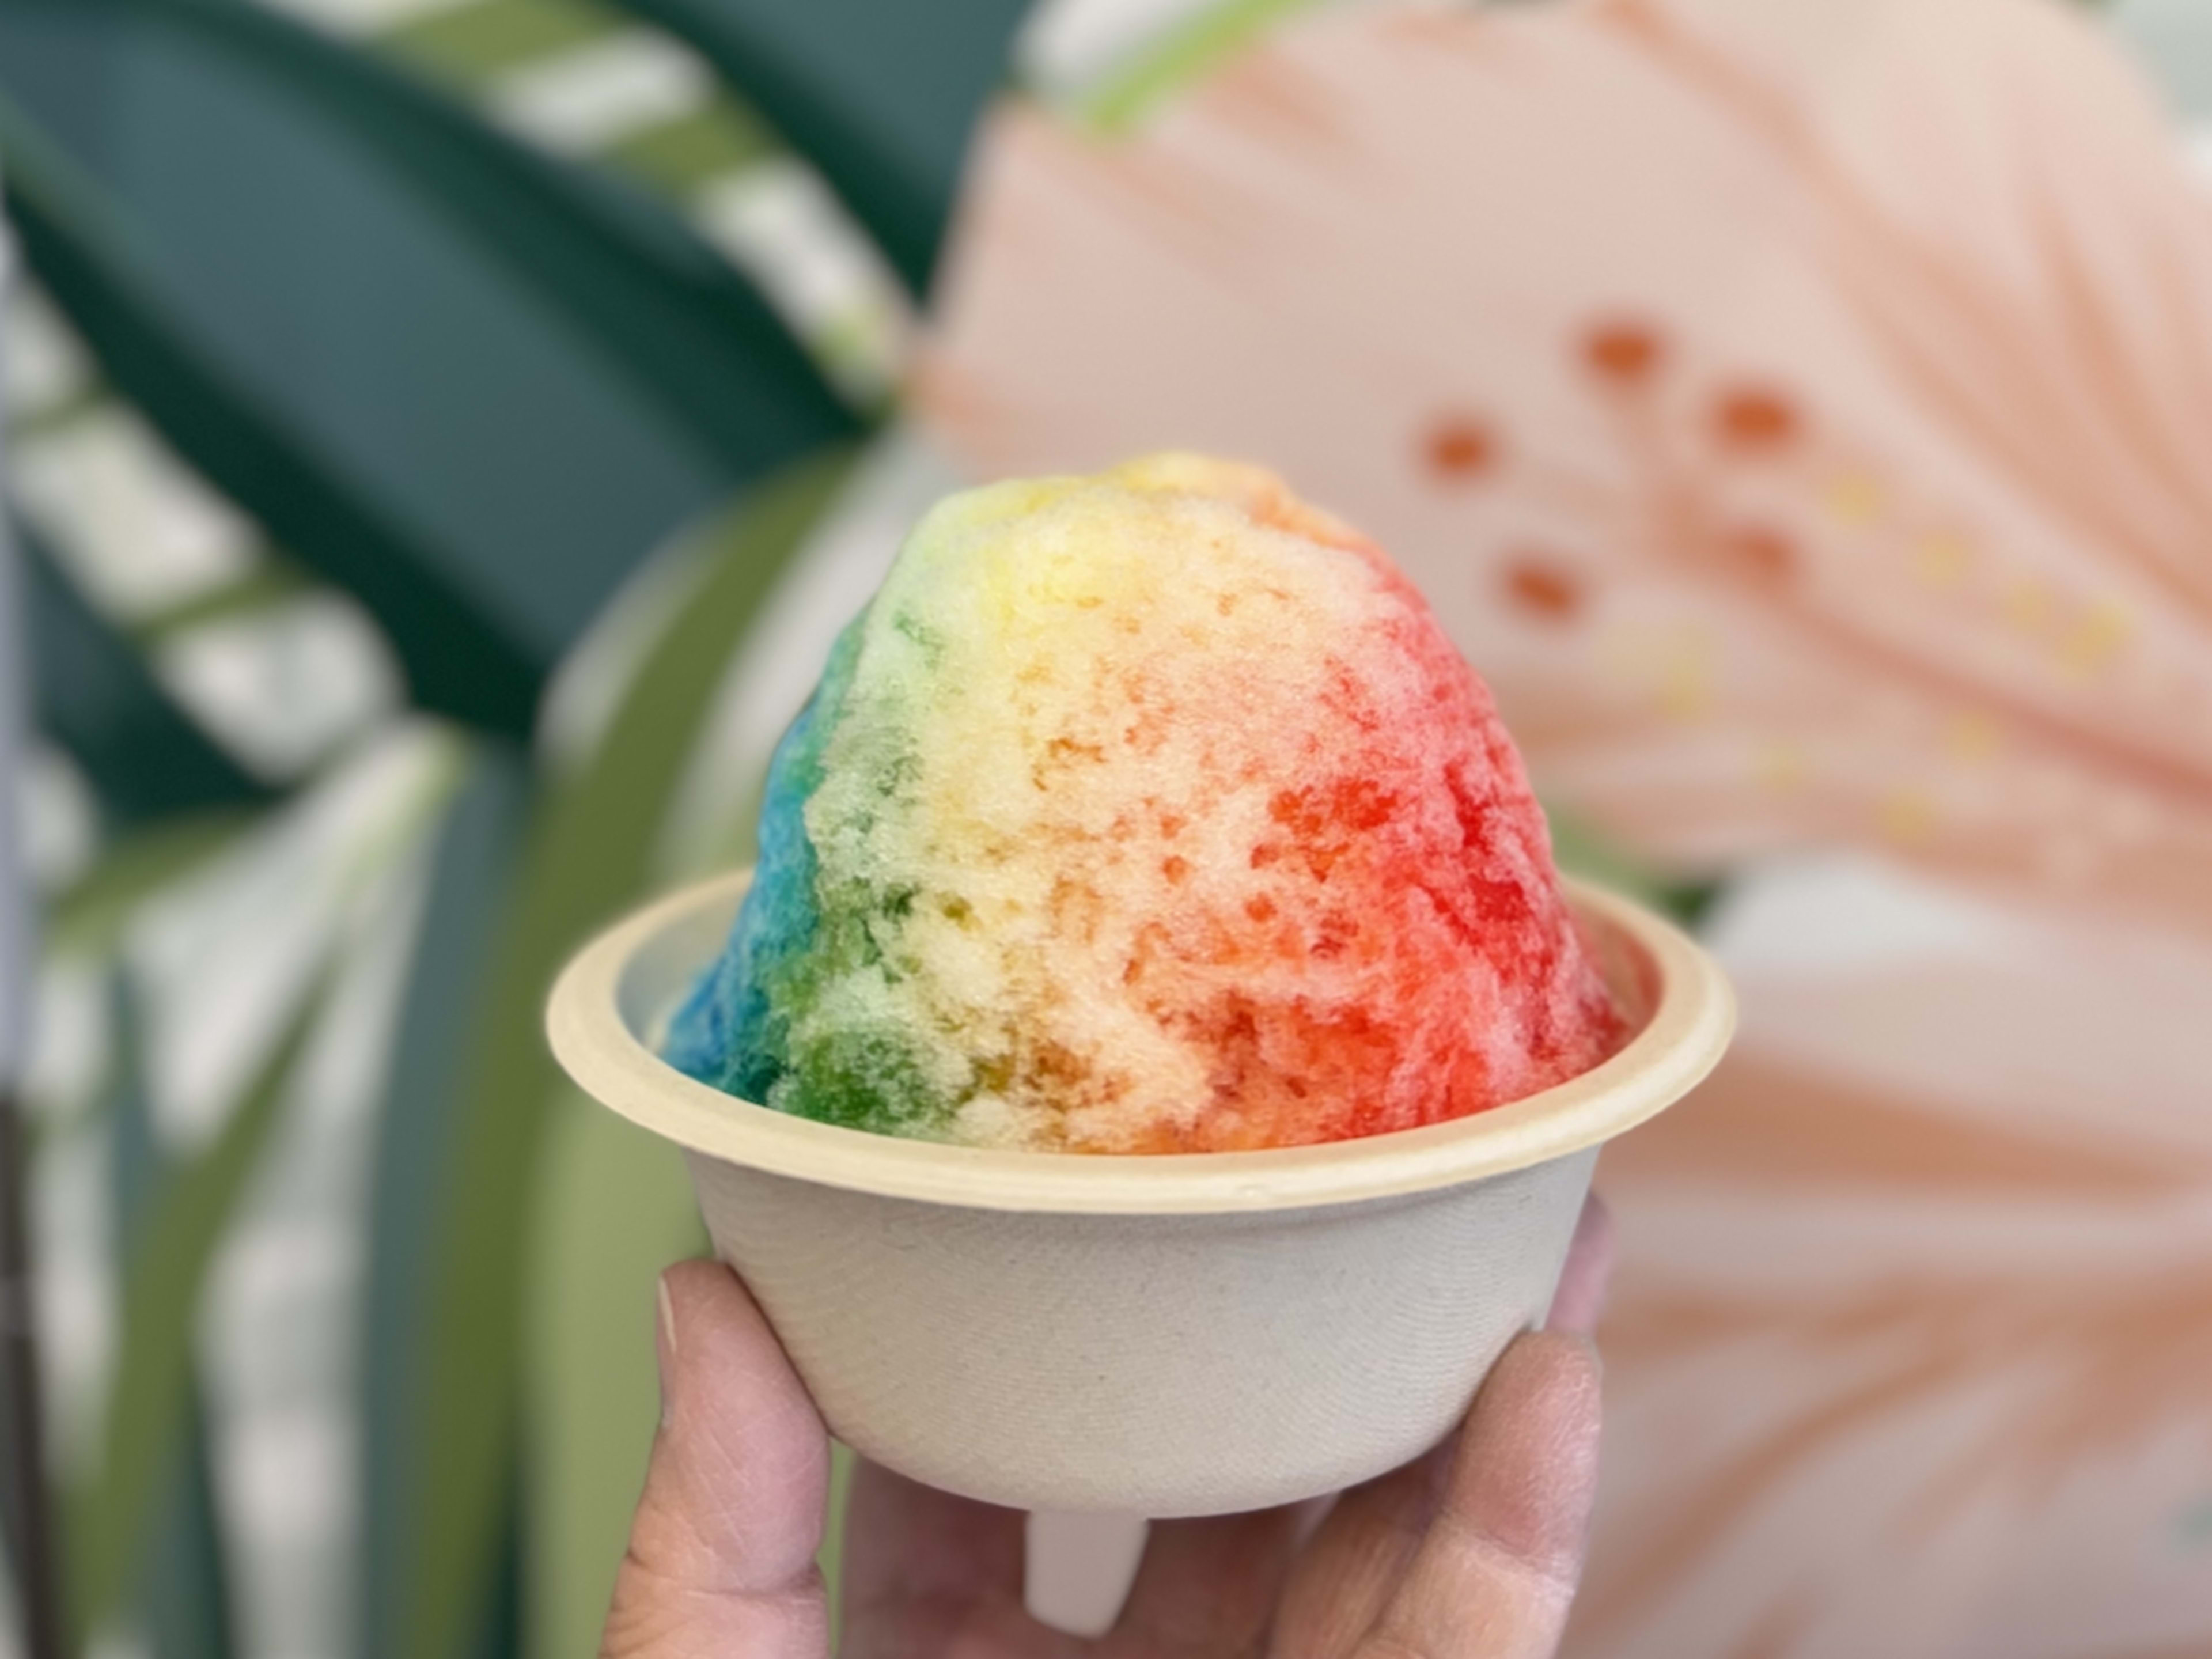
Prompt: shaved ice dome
<box><xmin>663</xmin><ymin>454</ymin><xmax>1624</xmax><ymax>1152</ymax></box>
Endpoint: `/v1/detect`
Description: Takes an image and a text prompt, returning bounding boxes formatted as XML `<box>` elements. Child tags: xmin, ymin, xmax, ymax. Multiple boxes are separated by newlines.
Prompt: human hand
<box><xmin>602</xmin><ymin>1195</ymin><xmax>1613</xmax><ymax>1658</ymax></box>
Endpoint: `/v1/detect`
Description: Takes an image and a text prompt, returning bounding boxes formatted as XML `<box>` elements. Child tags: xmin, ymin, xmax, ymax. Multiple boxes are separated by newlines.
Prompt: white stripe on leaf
<box><xmin>153</xmin><ymin>593</ymin><xmax>404</xmax><ymax>783</ymax></box>
<box><xmin>257</xmin><ymin>0</ymin><xmax>475</xmax><ymax>40</ymax></box>
<box><xmin>1014</xmin><ymin>0</ymin><xmax>1245</xmax><ymax>106</ymax></box>
<box><xmin>20</xmin><ymin>740</ymin><xmax>99</xmax><ymax>897</ymax></box>
<box><xmin>9</xmin><ymin>408</ymin><xmax>260</xmax><ymax>622</ymax></box>
<box><xmin>692</xmin><ymin>160</ymin><xmax>913</xmax><ymax>399</ymax></box>
<box><xmin>200</xmin><ymin>842</ymin><xmax>431</xmax><ymax>1659</ymax></box>
<box><xmin>488</xmin><ymin>31</ymin><xmax>717</xmax><ymax>157</ymax></box>
<box><xmin>23</xmin><ymin>958</ymin><xmax>109</xmax><ymax>1126</ymax></box>
<box><xmin>2</xmin><ymin>285</ymin><xmax>93</xmax><ymax>424</ymax></box>
<box><xmin>123</xmin><ymin>725</ymin><xmax>462</xmax><ymax>1156</ymax></box>
<box><xmin>33</xmin><ymin>1116</ymin><xmax>120</xmax><ymax>1480</ymax></box>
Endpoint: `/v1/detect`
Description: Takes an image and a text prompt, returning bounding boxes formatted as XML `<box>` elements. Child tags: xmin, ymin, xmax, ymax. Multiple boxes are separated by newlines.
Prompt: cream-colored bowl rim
<box><xmin>546</xmin><ymin>869</ymin><xmax>1734</xmax><ymax>1215</ymax></box>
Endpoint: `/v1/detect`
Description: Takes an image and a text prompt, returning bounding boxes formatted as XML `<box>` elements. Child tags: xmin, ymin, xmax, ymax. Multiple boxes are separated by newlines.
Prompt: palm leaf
<box><xmin>522</xmin><ymin>1091</ymin><xmax>703</xmax><ymax>1659</ymax></box>
<box><xmin>619</xmin><ymin>0</ymin><xmax>1036</xmax><ymax>295</ymax></box>
<box><xmin>1077</xmin><ymin>0</ymin><xmax>1322</xmax><ymax>131</ymax></box>
<box><xmin>135</xmin><ymin>1392</ymin><xmax>236</xmax><ymax>1659</ymax></box>
<box><xmin>0</xmin><ymin>0</ymin><xmax>859</xmax><ymax>703</ymax></box>
<box><xmin>286</xmin><ymin>0</ymin><xmax>912</xmax><ymax>406</ymax></box>
<box><xmin>7</xmin><ymin>264</ymin><xmax>411</xmax><ymax>783</ymax></box>
<box><xmin>2</xmin><ymin>0</ymin><xmax>857</xmax><ymax>469</ymax></box>
<box><xmin>43</xmin><ymin>813</ymin><xmax>256</xmax><ymax>964</ymax></box>
<box><xmin>389</xmin><ymin>449</ymin><xmax>854</xmax><ymax>1659</ymax></box>
<box><xmin>67</xmin><ymin>972</ymin><xmax>328</xmax><ymax>1639</ymax></box>
<box><xmin>0</xmin><ymin>130</ymin><xmax>543</xmax><ymax>737</ymax></box>
<box><xmin>353</xmin><ymin>746</ymin><xmax>529</xmax><ymax>1659</ymax></box>
<box><xmin>104</xmin><ymin>1048</ymin><xmax>236</xmax><ymax>1659</ymax></box>
<box><xmin>14</xmin><ymin>524</ymin><xmax>271</xmax><ymax>824</ymax></box>
<box><xmin>58</xmin><ymin>725</ymin><xmax>471</xmax><ymax>1653</ymax></box>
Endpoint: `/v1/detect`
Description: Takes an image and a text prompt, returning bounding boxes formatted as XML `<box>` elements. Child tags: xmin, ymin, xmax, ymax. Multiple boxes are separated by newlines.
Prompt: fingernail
<box><xmin>656</xmin><ymin>1275</ymin><xmax>679</xmax><ymax>1430</ymax></box>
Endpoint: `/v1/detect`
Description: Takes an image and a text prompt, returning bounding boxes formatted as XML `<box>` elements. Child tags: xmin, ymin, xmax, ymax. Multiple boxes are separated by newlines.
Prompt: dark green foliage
<box><xmin>139</xmin><ymin>1398</ymin><xmax>237</xmax><ymax>1659</ymax></box>
<box><xmin>0</xmin><ymin>0</ymin><xmax>863</xmax><ymax>696</ymax></box>
<box><xmin>72</xmin><ymin>976</ymin><xmax>327</xmax><ymax>1641</ymax></box>
<box><xmin>393</xmin><ymin>452</ymin><xmax>854</xmax><ymax>1659</ymax></box>
<box><xmin>354</xmin><ymin>749</ymin><xmax>529</xmax><ymax>1659</ymax></box>
<box><xmin>16</xmin><ymin>526</ymin><xmax>269</xmax><ymax>824</ymax></box>
<box><xmin>619</xmin><ymin>0</ymin><xmax>1035</xmax><ymax>295</ymax></box>
<box><xmin>8</xmin><ymin>191</ymin><xmax>544</xmax><ymax>738</ymax></box>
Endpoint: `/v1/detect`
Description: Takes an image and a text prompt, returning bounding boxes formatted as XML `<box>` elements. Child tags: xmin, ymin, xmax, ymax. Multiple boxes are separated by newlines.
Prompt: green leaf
<box><xmin>362</xmin><ymin>0</ymin><xmax>906</xmax><ymax>410</ymax></box>
<box><xmin>522</xmin><ymin>1092</ymin><xmax>704</xmax><ymax>1659</ymax></box>
<box><xmin>97</xmin><ymin>1067</ymin><xmax>238</xmax><ymax>1659</ymax></box>
<box><xmin>44</xmin><ymin>812</ymin><xmax>256</xmax><ymax>962</ymax></box>
<box><xmin>0</xmin><ymin>0</ymin><xmax>861</xmax><ymax>702</ymax></box>
<box><xmin>133</xmin><ymin>563</ymin><xmax>315</xmax><ymax>647</ymax></box>
<box><xmin>15</xmin><ymin>522</ymin><xmax>272</xmax><ymax>825</ymax></box>
<box><xmin>66</xmin><ymin>973</ymin><xmax>328</xmax><ymax>1639</ymax></box>
<box><xmin>137</xmin><ymin>1392</ymin><xmax>238</xmax><ymax>1659</ymax></box>
<box><xmin>389</xmin><ymin>0</ymin><xmax>617</xmax><ymax>79</ymax></box>
<box><xmin>620</xmin><ymin>0</ymin><xmax>1035</xmax><ymax>294</ymax></box>
<box><xmin>393</xmin><ymin>449</ymin><xmax>855</xmax><ymax>1659</ymax></box>
<box><xmin>1081</xmin><ymin>0</ymin><xmax>1321</xmax><ymax>132</ymax></box>
<box><xmin>354</xmin><ymin>748</ymin><xmax>532</xmax><ymax>1659</ymax></box>
<box><xmin>0</xmin><ymin>135</ymin><xmax>543</xmax><ymax>737</ymax></box>
<box><xmin>165</xmin><ymin>0</ymin><xmax>862</xmax><ymax>464</ymax></box>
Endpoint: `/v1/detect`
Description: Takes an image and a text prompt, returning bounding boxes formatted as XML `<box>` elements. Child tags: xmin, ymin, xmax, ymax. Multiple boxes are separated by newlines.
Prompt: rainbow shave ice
<box><xmin>664</xmin><ymin>455</ymin><xmax>1623</xmax><ymax>1152</ymax></box>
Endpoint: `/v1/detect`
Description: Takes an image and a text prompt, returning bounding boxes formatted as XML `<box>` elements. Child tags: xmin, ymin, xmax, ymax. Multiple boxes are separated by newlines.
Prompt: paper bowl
<box><xmin>547</xmin><ymin>869</ymin><xmax>1733</xmax><ymax>1517</ymax></box>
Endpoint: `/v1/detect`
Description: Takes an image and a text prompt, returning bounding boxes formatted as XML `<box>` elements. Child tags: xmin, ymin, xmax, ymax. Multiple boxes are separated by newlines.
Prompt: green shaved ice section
<box><xmin>768</xmin><ymin>880</ymin><xmax>958</xmax><ymax>1137</ymax></box>
<box><xmin>779</xmin><ymin>1022</ymin><xmax>946</xmax><ymax>1137</ymax></box>
<box><xmin>675</xmin><ymin>473</ymin><xmax>1104</xmax><ymax>1142</ymax></box>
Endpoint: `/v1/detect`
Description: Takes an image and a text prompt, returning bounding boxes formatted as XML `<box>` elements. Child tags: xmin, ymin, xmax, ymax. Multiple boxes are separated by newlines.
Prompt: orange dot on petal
<box><xmin>1503</xmin><ymin>556</ymin><xmax>1585</xmax><ymax>620</ymax></box>
<box><xmin>1714</xmin><ymin>386</ymin><xmax>1799</xmax><ymax>449</ymax></box>
<box><xmin>1584</xmin><ymin>321</ymin><xmax>1665</xmax><ymax>384</ymax></box>
<box><xmin>1425</xmin><ymin>417</ymin><xmax>1497</xmax><ymax>480</ymax></box>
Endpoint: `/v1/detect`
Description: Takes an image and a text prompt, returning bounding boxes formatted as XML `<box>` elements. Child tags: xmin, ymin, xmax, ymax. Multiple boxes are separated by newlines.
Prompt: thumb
<box><xmin>600</xmin><ymin>1260</ymin><xmax>832</xmax><ymax>1659</ymax></box>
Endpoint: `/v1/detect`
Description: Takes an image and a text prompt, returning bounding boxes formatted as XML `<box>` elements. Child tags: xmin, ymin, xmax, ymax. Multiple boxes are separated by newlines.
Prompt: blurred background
<box><xmin>0</xmin><ymin>0</ymin><xmax>2207</xmax><ymax>1655</ymax></box>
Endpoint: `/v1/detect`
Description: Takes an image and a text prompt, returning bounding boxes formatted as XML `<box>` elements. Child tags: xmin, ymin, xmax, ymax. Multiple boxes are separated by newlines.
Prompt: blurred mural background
<box><xmin>0</xmin><ymin>0</ymin><xmax>2208</xmax><ymax>1656</ymax></box>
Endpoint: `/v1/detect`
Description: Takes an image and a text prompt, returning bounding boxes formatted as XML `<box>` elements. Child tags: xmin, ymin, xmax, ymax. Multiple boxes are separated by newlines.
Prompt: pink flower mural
<box><xmin>914</xmin><ymin>0</ymin><xmax>2212</xmax><ymax>1649</ymax></box>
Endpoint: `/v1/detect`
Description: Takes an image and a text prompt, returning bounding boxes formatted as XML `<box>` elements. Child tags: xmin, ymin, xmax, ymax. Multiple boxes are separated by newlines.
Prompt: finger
<box><xmin>1267</xmin><ymin>1443</ymin><xmax>1451</xmax><ymax>1658</ymax></box>
<box><xmin>1352</xmin><ymin>1331</ymin><xmax>1602</xmax><ymax>1659</ymax></box>
<box><xmin>841</xmin><ymin>1461</ymin><xmax>1085</xmax><ymax>1659</ymax></box>
<box><xmin>601</xmin><ymin>1260</ymin><xmax>832</xmax><ymax>1659</ymax></box>
<box><xmin>1101</xmin><ymin>1504</ymin><xmax>1308</xmax><ymax>1657</ymax></box>
<box><xmin>1274</xmin><ymin>1200</ymin><xmax>1613</xmax><ymax>1659</ymax></box>
<box><xmin>1546</xmin><ymin>1193</ymin><xmax>1616</xmax><ymax>1337</ymax></box>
